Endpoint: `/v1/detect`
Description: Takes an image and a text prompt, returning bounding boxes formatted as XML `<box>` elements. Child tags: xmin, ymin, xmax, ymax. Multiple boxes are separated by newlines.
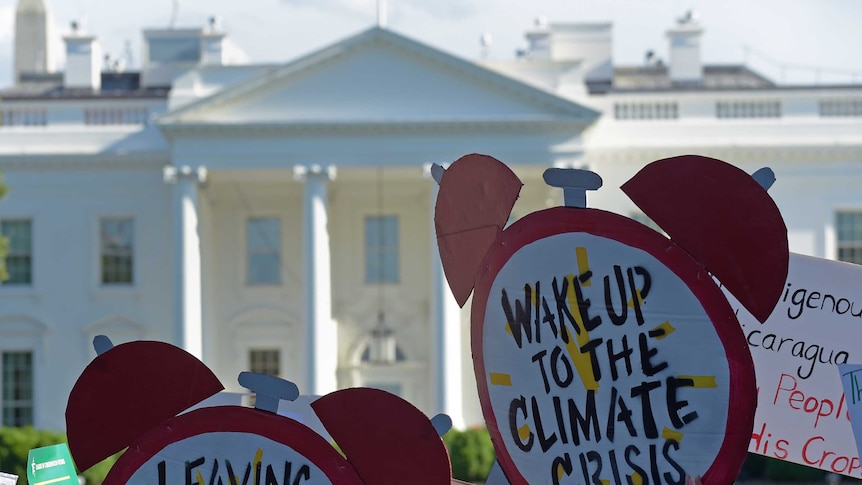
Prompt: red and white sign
<box><xmin>728</xmin><ymin>253</ymin><xmax>862</xmax><ymax>477</ymax></box>
<box><xmin>472</xmin><ymin>207</ymin><xmax>755</xmax><ymax>485</ymax></box>
<box><xmin>104</xmin><ymin>406</ymin><xmax>363</xmax><ymax>485</ymax></box>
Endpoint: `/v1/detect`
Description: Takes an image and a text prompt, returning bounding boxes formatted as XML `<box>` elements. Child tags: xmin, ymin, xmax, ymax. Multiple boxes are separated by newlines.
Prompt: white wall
<box><xmin>0</xmin><ymin>163</ymin><xmax>173</xmax><ymax>431</ymax></box>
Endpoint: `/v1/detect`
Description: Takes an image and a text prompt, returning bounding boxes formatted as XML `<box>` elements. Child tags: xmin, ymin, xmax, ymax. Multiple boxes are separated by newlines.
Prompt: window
<box><xmin>837</xmin><ymin>212</ymin><xmax>862</xmax><ymax>264</ymax></box>
<box><xmin>361</xmin><ymin>344</ymin><xmax>406</xmax><ymax>363</ymax></box>
<box><xmin>614</xmin><ymin>102</ymin><xmax>679</xmax><ymax>120</ymax></box>
<box><xmin>247</xmin><ymin>217</ymin><xmax>281</xmax><ymax>285</ymax></box>
<box><xmin>100</xmin><ymin>218</ymin><xmax>134</xmax><ymax>284</ymax></box>
<box><xmin>0</xmin><ymin>109</ymin><xmax>47</xmax><ymax>127</ymax></box>
<box><xmin>84</xmin><ymin>107</ymin><xmax>150</xmax><ymax>125</ymax></box>
<box><xmin>1</xmin><ymin>220</ymin><xmax>32</xmax><ymax>285</ymax></box>
<box><xmin>249</xmin><ymin>349</ymin><xmax>280</xmax><ymax>376</ymax></box>
<box><xmin>2</xmin><ymin>351</ymin><xmax>33</xmax><ymax>427</ymax></box>
<box><xmin>820</xmin><ymin>98</ymin><xmax>862</xmax><ymax>117</ymax></box>
<box><xmin>716</xmin><ymin>100</ymin><xmax>781</xmax><ymax>119</ymax></box>
<box><xmin>147</xmin><ymin>37</ymin><xmax>201</xmax><ymax>63</ymax></box>
<box><xmin>365</xmin><ymin>216</ymin><xmax>399</xmax><ymax>283</ymax></box>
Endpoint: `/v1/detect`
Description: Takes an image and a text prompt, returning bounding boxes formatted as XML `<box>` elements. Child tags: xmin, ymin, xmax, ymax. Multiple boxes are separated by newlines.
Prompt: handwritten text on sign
<box><xmin>482</xmin><ymin>233</ymin><xmax>730</xmax><ymax>484</ymax></box>
<box><xmin>125</xmin><ymin>433</ymin><xmax>327</xmax><ymax>485</ymax></box>
<box><xmin>838</xmin><ymin>364</ymin><xmax>862</xmax><ymax>463</ymax></box>
<box><xmin>727</xmin><ymin>254</ymin><xmax>861</xmax><ymax>476</ymax></box>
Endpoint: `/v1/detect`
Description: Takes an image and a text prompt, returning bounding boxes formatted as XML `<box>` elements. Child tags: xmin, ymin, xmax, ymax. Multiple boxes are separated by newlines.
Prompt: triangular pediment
<box><xmin>159</xmin><ymin>28</ymin><xmax>598</xmax><ymax>127</ymax></box>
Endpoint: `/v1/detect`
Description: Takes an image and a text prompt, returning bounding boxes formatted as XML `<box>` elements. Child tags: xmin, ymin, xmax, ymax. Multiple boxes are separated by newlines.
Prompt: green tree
<box><xmin>0</xmin><ymin>426</ymin><xmax>120</xmax><ymax>484</ymax></box>
<box><xmin>0</xmin><ymin>427</ymin><xmax>66</xmax><ymax>484</ymax></box>
<box><xmin>443</xmin><ymin>427</ymin><xmax>496</xmax><ymax>483</ymax></box>
<box><xmin>0</xmin><ymin>172</ymin><xmax>7</xmax><ymax>282</ymax></box>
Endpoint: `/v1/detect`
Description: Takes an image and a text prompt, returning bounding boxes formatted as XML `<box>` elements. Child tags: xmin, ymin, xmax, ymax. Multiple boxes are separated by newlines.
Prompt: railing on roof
<box><xmin>84</xmin><ymin>107</ymin><xmax>150</xmax><ymax>125</ymax></box>
<box><xmin>0</xmin><ymin>109</ymin><xmax>48</xmax><ymax>127</ymax></box>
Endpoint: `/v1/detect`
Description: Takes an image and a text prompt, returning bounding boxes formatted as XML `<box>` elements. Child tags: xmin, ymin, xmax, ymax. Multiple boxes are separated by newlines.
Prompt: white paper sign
<box><xmin>479</xmin><ymin>231</ymin><xmax>735</xmax><ymax>483</ymax></box>
<box><xmin>125</xmin><ymin>432</ymin><xmax>331</xmax><ymax>485</ymax></box>
<box><xmin>0</xmin><ymin>472</ymin><xmax>17</xmax><ymax>485</ymax></box>
<box><xmin>725</xmin><ymin>253</ymin><xmax>862</xmax><ymax>477</ymax></box>
<box><xmin>838</xmin><ymin>364</ymin><xmax>862</xmax><ymax>462</ymax></box>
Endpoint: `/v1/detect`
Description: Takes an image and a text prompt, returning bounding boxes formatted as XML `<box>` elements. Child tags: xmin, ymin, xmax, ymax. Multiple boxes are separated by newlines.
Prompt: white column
<box><xmin>429</xmin><ymin>170</ymin><xmax>464</xmax><ymax>429</ymax></box>
<box><xmin>164</xmin><ymin>165</ymin><xmax>207</xmax><ymax>360</ymax></box>
<box><xmin>294</xmin><ymin>164</ymin><xmax>337</xmax><ymax>396</ymax></box>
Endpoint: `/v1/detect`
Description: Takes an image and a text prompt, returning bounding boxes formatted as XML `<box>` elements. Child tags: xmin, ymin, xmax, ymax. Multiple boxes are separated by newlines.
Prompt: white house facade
<box><xmin>1</xmin><ymin>3</ymin><xmax>861</xmax><ymax>433</ymax></box>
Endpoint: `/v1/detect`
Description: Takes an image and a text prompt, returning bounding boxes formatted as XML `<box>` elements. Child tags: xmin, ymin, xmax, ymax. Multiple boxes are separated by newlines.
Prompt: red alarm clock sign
<box><xmin>66</xmin><ymin>338</ymin><xmax>454</xmax><ymax>485</ymax></box>
<box><xmin>433</xmin><ymin>155</ymin><xmax>789</xmax><ymax>485</ymax></box>
<box><xmin>104</xmin><ymin>405</ymin><xmax>363</xmax><ymax>485</ymax></box>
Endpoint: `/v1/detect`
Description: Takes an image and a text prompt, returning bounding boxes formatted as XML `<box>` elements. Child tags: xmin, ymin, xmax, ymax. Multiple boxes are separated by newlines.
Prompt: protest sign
<box><xmin>837</xmin><ymin>364</ymin><xmax>862</xmax><ymax>461</ymax></box>
<box><xmin>26</xmin><ymin>443</ymin><xmax>77</xmax><ymax>485</ymax></box>
<box><xmin>67</xmin><ymin>338</ymin><xmax>454</xmax><ymax>484</ymax></box>
<box><xmin>0</xmin><ymin>472</ymin><xmax>18</xmax><ymax>485</ymax></box>
<box><xmin>434</xmin><ymin>154</ymin><xmax>786</xmax><ymax>485</ymax></box>
<box><xmin>472</xmin><ymin>208</ymin><xmax>754</xmax><ymax>485</ymax></box>
<box><xmin>727</xmin><ymin>253</ymin><xmax>862</xmax><ymax>477</ymax></box>
<box><xmin>103</xmin><ymin>406</ymin><xmax>363</xmax><ymax>485</ymax></box>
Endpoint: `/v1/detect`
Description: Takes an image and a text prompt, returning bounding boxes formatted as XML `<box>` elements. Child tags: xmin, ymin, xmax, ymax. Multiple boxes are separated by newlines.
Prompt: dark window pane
<box><xmin>2</xmin><ymin>351</ymin><xmax>33</xmax><ymax>427</ymax></box>
<box><xmin>100</xmin><ymin>218</ymin><xmax>134</xmax><ymax>284</ymax></box>
<box><xmin>247</xmin><ymin>218</ymin><xmax>281</xmax><ymax>285</ymax></box>
<box><xmin>365</xmin><ymin>216</ymin><xmax>399</xmax><ymax>283</ymax></box>
<box><xmin>1</xmin><ymin>220</ymin><xmax>32</xmax><ymax>285</ymax></box>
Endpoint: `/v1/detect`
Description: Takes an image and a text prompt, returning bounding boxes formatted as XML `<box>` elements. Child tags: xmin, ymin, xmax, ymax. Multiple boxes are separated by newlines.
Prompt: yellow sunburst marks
<box><xmin>489</xmin><ymin>373</ymin><xmax>513</xmax><ymax>386</ymax></box>
<box><xmin>518</xmin><ymin>424</ymin><xmax>532</xmax><ymax>441</ymax></box>
<box><xmin>649</xmin><ymin>321</ymin><xmax>676</xmax><ymax>340</ymax></box>
<box><xmin>662</xmin><ymin>427</ymin><xmax>684</xmax><ymax>443</ymax></box>
<box><xmin>576</xmin><ymin>247</ymin><xmax>591</xmax><ymax>287</ymax></box>
<box><xmin>563</xmin><ymin>274</ymin><xmax>599</xmax><ymax>391</ymax></box>
<box><xmin>677</xmin><ymin>375</ymin><xmax>718</xmax><ymax>388</ymax></box>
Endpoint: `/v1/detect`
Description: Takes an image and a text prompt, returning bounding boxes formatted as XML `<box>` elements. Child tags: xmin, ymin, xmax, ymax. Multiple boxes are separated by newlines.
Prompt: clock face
<box><xmin>471</xmin><ymin>207</ymin><xmax>754</xmax><ymax>485</ymax></box>
<box><xmin>125</xmin><ymin>432</ymin><xmax>332</xmax><ymax>485</ymax></box>
<box><xmin>104</xmin><ymin>407</ymin><xmax>363</xmax><ymax>485</ymax></box>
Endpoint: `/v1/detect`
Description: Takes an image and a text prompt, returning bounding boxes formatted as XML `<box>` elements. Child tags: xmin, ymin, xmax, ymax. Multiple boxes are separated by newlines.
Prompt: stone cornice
<box><xmin>158</xmin><ymin>118</ymin><xmax>593</xmax><ymax>139</ymax></box>
<box><xmin>585</xmin><ymin>144</ymin><xmax>862</xmax><ymax>164</ymax></box>
<box><xmin>0</xmin><ymin>151</ymin><xmax>168</xmax><ymax>171</ymax></box>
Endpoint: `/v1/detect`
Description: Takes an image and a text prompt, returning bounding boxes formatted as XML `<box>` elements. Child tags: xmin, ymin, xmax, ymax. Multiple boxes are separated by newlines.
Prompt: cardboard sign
<box><xmin>472</xmin><ymin>208</ymin><xmax>754</xmax><ymax>485</ymax></box>
<box><xmin>67</xmin><ymin>338</ymin><xmax>454</xmax><ymax>484</ymax></box>
<box><xmin>837</xmin><ymin>364</ymin><xmax>862</xmax><ymax>461</ymax></box>
<box><xmin>27</xmin><ymin>443</ymin><xmax>77</xmax><ymax>485</ymax></box>
<box><xmin>432</xmin><ymin>154</ymin><xmax>785</xmax><ymax>485</ymax></box>
<box><xmin>727</xmin><ymin>253</ymin><xmax>862</xmax><ymax>476</ymax></box>
<box><xmin>103</xmin><ymin>406</ymin><xmax>363</xmax><ymax>485</ymax></box>
<box><xmin>66</xmin><ymin>340</ymin><xmax>224</xmax><ymax>472</ymax></box>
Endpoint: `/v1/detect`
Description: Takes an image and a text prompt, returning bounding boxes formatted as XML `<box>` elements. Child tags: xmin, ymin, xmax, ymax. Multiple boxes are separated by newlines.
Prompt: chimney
<box><xmin>63</xmin><ymin>23</ymin><xmax>102</xmax><ymax>90</ymax></box>
<box><xmin>549</xmin><ymin>23</ymin><xmax>613</xmax><ymax>82</ymax></box>
<box><xmin>524</xmin><ymin>17</ymin><xmax>551</xmax><ymax>60</ymax></box>
<box><xmin>201</xmin><ymin>16</ymin><xmax>226</xmax><ymax>66</ymax></box>
<box><xmin>666</xmin><ymin>10</ymin><xmax>703</xmax><ymax>85</ymax></box>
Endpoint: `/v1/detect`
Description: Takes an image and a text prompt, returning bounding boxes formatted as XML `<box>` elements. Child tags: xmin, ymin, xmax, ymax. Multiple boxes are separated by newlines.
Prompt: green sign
<box><xmin>26</xmin><ymin>444</ymin><xmax>77</xmax><ymax>485</ymax></box>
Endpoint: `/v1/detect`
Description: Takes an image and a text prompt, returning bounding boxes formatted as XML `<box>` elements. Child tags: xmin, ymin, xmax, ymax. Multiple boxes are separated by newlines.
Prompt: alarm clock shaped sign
<box><xmin>66</xmin><ymin>338</ymin><xmax>454</xmax><ymax>485</ymax></box>
<box><xmin>433</xmin><ymin>154</ymin><xmax>789</xmax><ymax>485</ymax></box>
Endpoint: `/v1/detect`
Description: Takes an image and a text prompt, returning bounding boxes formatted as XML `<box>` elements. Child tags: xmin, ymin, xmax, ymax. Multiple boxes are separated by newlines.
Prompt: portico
<box><xmin>156</xmin><ymin>26</ymin><xmax>597</xmax><ymax>426</ymax></box>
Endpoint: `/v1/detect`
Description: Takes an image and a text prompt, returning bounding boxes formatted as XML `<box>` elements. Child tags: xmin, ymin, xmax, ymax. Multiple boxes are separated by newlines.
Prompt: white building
<box><xmin>1</xmin><ymin>4</ymin><xmax>861</xmax><ymax>432</ymax></box>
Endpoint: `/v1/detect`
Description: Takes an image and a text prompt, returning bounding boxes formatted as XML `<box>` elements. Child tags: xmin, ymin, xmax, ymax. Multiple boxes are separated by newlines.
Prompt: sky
<box><xmin>1</xmin><ymin>0</ymin><xmax>862</xmax><ymax>89</ymax></box>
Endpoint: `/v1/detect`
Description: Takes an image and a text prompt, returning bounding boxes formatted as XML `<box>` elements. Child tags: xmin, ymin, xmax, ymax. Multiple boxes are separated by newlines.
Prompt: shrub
<box><xmin>0</xmin><ymin>427</ymin><xmax>120</xmax><ymax>485</ymax></box>
<box><xmin>443</xmin><ymin>427</ymin><xmax>496</xmax><ymax>483</ymax></box>
<box><xmin>764</xmin><ymin>456</ymin><xmax>826</xmax><ymax>482</ymax></box>
<box><xmin>80</xmin><ymin>452</ymin><xmax>122</xmax><ymax>485</ymax></box>
<box><xmin>738</xmin><ymin>452</ymin><xmax>770</xmax><ymax>480</ymax></box>
<box><xmin>0</xmin><ymin>427</ymin><xmax>67</xmax><ymax>484</ymax></box>
<box><xmin>738</xmin><ymin>452</ymin><xmax>833</xmax><ymax>483</ymax></box>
